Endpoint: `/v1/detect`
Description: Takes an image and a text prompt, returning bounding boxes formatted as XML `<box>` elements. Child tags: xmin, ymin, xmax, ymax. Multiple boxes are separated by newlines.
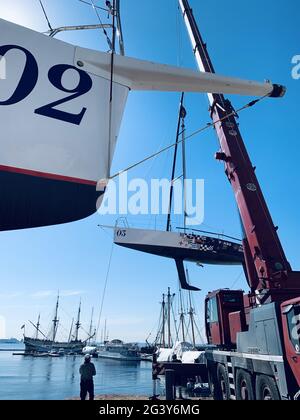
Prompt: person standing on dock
<box><xmin>79</xmin><ymin>354</ymin><xmax>96</xmax><ymax>400</ymax></box>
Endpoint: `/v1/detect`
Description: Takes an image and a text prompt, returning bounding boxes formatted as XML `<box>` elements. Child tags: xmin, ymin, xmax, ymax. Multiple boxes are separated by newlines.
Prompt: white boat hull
<box><xmin>97</xmin><ymin>351</ymin><xmax>141</xmax><ymax>362</ymax></box>
<box><xmin>114</xmin><ymin>228</ymin><xmax>244</xmax><ymax>265</ymax></box>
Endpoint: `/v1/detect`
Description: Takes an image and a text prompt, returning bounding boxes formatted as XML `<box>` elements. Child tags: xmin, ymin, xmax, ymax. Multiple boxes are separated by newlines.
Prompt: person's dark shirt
<box><xmin>79</xmin><ymin>361</ymin><xmax>96</xmax><ymax>381</ymax></box>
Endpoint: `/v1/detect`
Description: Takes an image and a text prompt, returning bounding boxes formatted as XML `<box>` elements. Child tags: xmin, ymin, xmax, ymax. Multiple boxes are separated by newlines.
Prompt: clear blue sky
<box><xmin>0</xmin><ymin>0</ymin><xmax>299</xmax><ymax>342</ymax></box>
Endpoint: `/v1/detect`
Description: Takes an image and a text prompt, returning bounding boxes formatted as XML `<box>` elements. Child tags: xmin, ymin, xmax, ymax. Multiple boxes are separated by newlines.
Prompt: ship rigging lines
<box><xmin>37</xmin><ymin>0</ymin><xmax>53</xmax><ymax>31</ymax></box>
<box><xmin>108</xmin><ymin>93</ymin><xmax>270</xmax><ymax>181</ymax></box>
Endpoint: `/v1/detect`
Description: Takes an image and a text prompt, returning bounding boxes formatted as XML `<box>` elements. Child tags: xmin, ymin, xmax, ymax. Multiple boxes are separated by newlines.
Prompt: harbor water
<box><xmin>0</xmin><ymin>344</ymin><xmax>153</xmax><ymax>400</ymax></box>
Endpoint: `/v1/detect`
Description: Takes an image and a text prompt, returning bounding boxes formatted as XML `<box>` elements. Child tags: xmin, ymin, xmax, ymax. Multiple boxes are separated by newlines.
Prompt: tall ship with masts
<box><xmin>23</xmin><ymin>295</ymin><xmax>90</xmax><ymax>354</ymax></box>
<box><xmin>145</xmin><ymin>285</ymin><xmax>205</xmax><ymax>362</ymax></box>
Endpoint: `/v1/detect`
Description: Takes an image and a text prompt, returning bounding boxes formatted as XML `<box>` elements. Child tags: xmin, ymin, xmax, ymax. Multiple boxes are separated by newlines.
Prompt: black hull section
<box><xmin>24</xmin><ymin>337</ymin><xmax>84</xmax><ymax>354</ymax></box>
<box><xmin>118</xmin><ymin>242</ymin><xmax>244</xmax><ymax>265</ymax></box>
<box><xmin>0</xmin><ymin>169</ymin><xmax>102</xmax><ymax>231</ymax></box>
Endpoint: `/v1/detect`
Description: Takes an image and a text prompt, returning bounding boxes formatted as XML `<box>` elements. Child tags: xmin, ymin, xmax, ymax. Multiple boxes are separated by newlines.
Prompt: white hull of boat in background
<box><xmin>97</xmin><ymin>339</ymin><xmax>142</xmax><ymax>361</ymax></box>
<box><xmin>156</xmin><ymin>341</ymin><xmax>205</xmax><ymax>364</ymax></box>
<box><xmin>97</xmin><ymin>350</ymin><xmax>142</xmax><ymax>362</ymax></box>
<box><xmin>82</xmin><ymin>345</ymin><xmax>98</xmax><ymax>356</ymax></box>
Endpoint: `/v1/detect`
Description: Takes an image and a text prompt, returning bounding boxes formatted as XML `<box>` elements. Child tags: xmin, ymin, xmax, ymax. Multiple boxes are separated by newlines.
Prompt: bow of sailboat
<box><xmin>0</xmin><ymin>18</ymin><xmax>128</xmax><ymax>230</ymax></box>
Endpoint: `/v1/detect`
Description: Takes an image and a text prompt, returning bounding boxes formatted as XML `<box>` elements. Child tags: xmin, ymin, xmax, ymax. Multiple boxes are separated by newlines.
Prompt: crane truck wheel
<box><xmin>255</xmin><ymin>375</ymin><xmax>280</xmax><ymax>400</ymax></box>
<box><xmin>236</xmin><ymin>369</ymin><xmax>255</xmax><ymax>400</ymax></box>
<box><xmin>216</xmin><ymin>364</ymin><xmax>231</xmax><ymax>400</ymax></box>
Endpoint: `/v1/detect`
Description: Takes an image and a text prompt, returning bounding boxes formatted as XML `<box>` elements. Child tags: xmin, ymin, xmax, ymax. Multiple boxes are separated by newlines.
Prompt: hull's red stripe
<box><xmin>0</xmin><ymin>164</ymin><xmax>97</xmax><ymax>186</ymax></box>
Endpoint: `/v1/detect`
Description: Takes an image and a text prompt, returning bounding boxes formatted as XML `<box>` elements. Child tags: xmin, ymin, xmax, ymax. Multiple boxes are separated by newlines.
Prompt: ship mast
<box><xmin>52</xmin><ymin>293</ymin><xmax>59</xmax><ymax>343</ymax></box>
<box><xmin>88</xmin><ymin>307</ymin><xmax>94</xmax><ymax>344</ymax></box>
<box><xmin>74</xmin><ymin>300</ymin><xmax>81</xmax><ymax>342</ymax></box>
<box><xmin>103</xmin><ymin>319</ymin><xmax>107</xmax><ymax>344</ymax></box>
<box><xmin>35</xmin><ymin>314</ymin><xmax>40</xmax><ymax>340</ymax></box>
<box><xmin>181</xmin><ymin>106</ymin><xmax>187</xmax><ymax>232</ymax></box>
<box><xmin>167</xmin><ymin>288</ymin><xmax>174</xmax><ymax>348</ymax></box>
<box><xmin>179</xmin><ymin>288</ymin><xmax>186</xmax><ymax>342</ymax></box>
<box><xmin>166</xmin><ymin>94</ymin><xmax>188</xmax><ymax>233</ymax></box>
<box><xmin>165</xmin><ymin>92</ymin><xmax>199</xmax><ymax>291</ymax></box>
<box><xmin>28</xmin><ymin>320</ymin><xmax>47</xmax><ymax>339</ymax></box>
<box><xmin>186</xmin><ymin>270</ymin><xmax>196</xmax><ymax>347</ymax></box>
<box><xmin>161</xmin><ymin>294</ymin><xmax>166</xmax><ymax>347</ymax></box>
<box><xmin>166</xmin><ymin>92</ymin><xmax>185</xmax><ymax>232</ymax></box>
<box><xmin>68</xmin><ymin>318</ymin><xmax>74</xmax><ymax>343</ymax></box>
<box><xmin>188</xmin><ymin>294</ymin><xmax>196</xmax><ymax>348</ymax></box>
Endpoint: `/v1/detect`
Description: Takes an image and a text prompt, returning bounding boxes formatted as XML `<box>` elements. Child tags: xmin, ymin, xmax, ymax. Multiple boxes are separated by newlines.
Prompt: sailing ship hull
<box><xmin>114</xmin><ymin>228</ymin><xmax>244</xmax><ymax>265</ymax></box>
<box><xmin>24</xmin><ymin>337</ymin><xmax>84</xmax><ymax>354</ymax></box>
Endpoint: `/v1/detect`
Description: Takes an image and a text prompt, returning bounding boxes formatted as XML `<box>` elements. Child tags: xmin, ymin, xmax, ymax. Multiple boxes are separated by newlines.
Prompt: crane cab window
<box><xmin>207</xmin><ymin>297</ymin><xmax>219</xmax><ymax>323</ymax></box>
<box><xmin>286</xmin><ymin>305</ymin><xmax>300</xmax><ymax>353</ymax></box>
<box><xmin>223</xmin><ymin>293</ymin><xmax>241</xmax><ymax>304</ymax></box>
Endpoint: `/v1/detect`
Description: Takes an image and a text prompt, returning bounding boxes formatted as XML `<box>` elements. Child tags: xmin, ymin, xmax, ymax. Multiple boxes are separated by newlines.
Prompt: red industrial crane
<box><xmin>179</xmin><ymin>0</ymin><xmax>300</xmax><ymax>304</ymax></box>
<box><xmin>175</xmin><ymin>0</ymin><xmax>300</xmax><ymax>400</ymax></box>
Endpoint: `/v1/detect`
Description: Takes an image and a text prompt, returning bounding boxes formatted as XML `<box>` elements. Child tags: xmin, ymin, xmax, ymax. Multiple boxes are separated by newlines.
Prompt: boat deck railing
<box><xmin>176</xmin><ymin>227</ymin><xmax>242</xmax><ymax>243</ymax></box>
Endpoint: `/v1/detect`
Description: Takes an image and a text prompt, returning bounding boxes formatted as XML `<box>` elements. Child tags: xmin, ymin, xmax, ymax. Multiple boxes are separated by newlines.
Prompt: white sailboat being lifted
<box><xmin>0</xmin><ymin>0</ymin><xmax>285</xmax><ymax>232</ymax></box>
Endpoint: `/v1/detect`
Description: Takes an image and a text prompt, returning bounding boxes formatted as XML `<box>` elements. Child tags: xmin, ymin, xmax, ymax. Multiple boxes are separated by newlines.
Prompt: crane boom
<box><xmin>179</xmin><ymin>0</ymin><xmax>300</xmax><ymax>301</ymax></box>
